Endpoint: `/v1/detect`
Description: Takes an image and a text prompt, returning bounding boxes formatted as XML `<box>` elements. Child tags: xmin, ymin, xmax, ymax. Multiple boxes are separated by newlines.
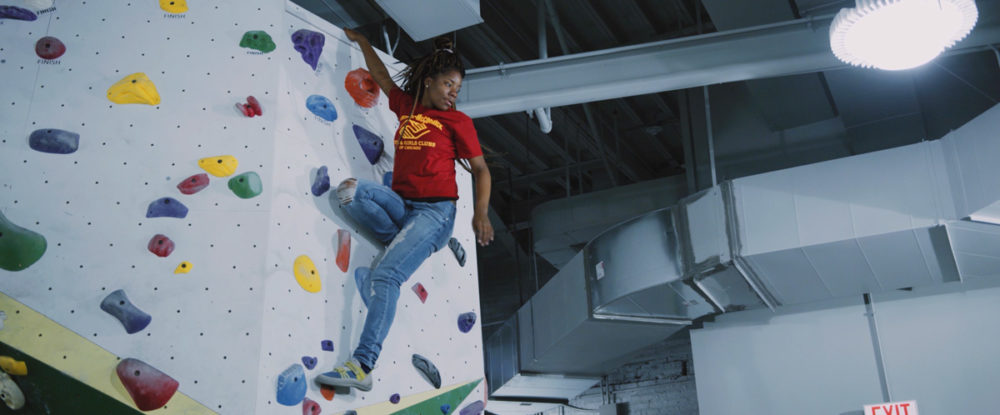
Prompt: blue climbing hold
<box><xmin>458</xmin><ymin>312</ymin><xmax>477</xmax><ymax>333</ymax></box>
<box><xmin>291</xmin><ymin>29</ymin><xmax>325</xmax><ymax>70</ymax></box>
<box><xmin>276</xmin><ymin>364</ymin><xmax>306</xmax><ymax>406</ymax></box>
<box><xmin>320</xmin><ymin>340</ymin><xmax>334</xmax><ymax>352</ymax></box>
<box><xmin>311</xmin><ymin>166</ymin><xmax>330</xmax><ymax>196</ymax></box>
<box><xmin>306</xmin><ymin>95</ymin><xmax>337</xmax><ymax>122</ymax></box>
<box><xmin>448</xmin><ymin>237</ymin><xmax>466</xmax><ymax>267</ymax></box>
<box><xmin>412</xmin><ymin>354</ymin><xmax>441</xmax><ymax>389</ymax></box>
<box><xmin>459</xmin><ymin>400</ymin><xmax>486</xmax><ymax>415</ymax></box>
<box><xmin>390</xmin><ymin>393</ymin><xmax>400</xmax><ymax>404</ymax></box>
<box><xmin>100</xmin><ymin>289</ymin><xmax>152</xmax><ymax>334</ymax></box>
<box><xmin>0</xmin><ymin>5</ymin><xmax>37</xmax><ymax>21</ymax></box>
<box><xmin>301</xmin><ymin>356</ymin><xmax>317</xmax><ymax>370</ymax></box>
<box><xmin>146</xmin><ymin>197</ymin><xmax>188</xmax><ymax>219</ymax></box>
<box><xmin>441</xmin><ymin>404</ymin><xmax>452</xmax><ymax>414</ymax></box>
<box><xmin>351</xmin><ymin>125</ymin><xmax>383</xmax><ymax>165</ymax></box>
<box><xmin>29</xmin><ymin>128</ymin><xmax>80</xmax><ymax>154</ymax></box>
<box><xmin>382</xmin><ymin>171</ymin><xmax>393</xmax><ymax>187</ymax></box>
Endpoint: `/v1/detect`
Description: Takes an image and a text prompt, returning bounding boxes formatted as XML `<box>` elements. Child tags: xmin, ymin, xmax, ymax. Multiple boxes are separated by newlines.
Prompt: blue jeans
<box><xmin>336</xmin><ymin>178</ymin><xmax>455</xmax><ymax>369</ymax></box>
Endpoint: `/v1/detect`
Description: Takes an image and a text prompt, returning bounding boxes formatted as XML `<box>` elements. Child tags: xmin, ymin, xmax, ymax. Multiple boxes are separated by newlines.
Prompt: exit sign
<box><xmin>864</xmin><ymin>401</ymin><xmax>918</xmax><ymax>415</ymax></box>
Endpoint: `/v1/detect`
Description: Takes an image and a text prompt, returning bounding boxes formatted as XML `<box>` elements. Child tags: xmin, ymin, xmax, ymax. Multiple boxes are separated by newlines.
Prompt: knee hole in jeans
<box><xmin>336</xmin><ymin>178</ymin><xmax>357</xmax><ymax>205</ymax></box>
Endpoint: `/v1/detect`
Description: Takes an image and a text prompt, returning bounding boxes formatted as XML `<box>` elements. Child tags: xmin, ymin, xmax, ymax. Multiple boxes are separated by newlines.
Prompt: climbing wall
<box><xmin>0</xmin><ymin>1</ymin><xmax>486</xmax><ymax>414</ymax></box>
<box><xmin>252</xmin><ymin>3</ymin><xmax>487</xmax><ymax>414</ymax></box>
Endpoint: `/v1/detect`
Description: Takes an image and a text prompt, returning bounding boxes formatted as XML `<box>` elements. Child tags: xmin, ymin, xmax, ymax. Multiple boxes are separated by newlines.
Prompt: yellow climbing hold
<box><xmin>159</xmin><ymin>0</ymin><xmax>188</xmax><ymax>13</ymax></box>
<box><xmin>198</xmin><ymin>155</ymin><xmax>239</xmax><ymax>177</ymax></box>
<box><xmin>107</xmin><ymin>72</ymin><xmax>161</xmax><ymax>105</ymax></box>
<box><xmin>174</xmin><ymin>261</ymin><xmax>192</xmax><ymax>274</ymax></box>
<box><xmin>0</xmin><ymin>357</ymin><xmax>27</xmax><ymax>376</ymax></box>
<box><xmin>293</xmin><ymin>255</ymin><xmax>321</xmax><ymax>293</ymax></box>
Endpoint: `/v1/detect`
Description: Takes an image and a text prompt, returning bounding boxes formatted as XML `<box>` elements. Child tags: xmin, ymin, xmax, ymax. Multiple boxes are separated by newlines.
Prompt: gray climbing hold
<box><xmin>412</xmin><ymin>354</ymin><xmax>441</xmax><ymax>389</ymax></box>
<box><xmin>100</xmin><ymin>289</ymin><xmax>151</xmax><ymax>334</ymax></box>
<box><xmin>448</xmin><ymin>237</ymin><xmax>466</xmax><ymax>267</ymax></box>
<box><xmin>29</xmin><ymin>128</ymin><xmax>79</xmax><ymax>154</ymax></box>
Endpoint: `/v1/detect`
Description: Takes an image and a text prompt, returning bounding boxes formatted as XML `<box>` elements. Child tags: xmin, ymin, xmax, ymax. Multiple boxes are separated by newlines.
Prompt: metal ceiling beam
<box><xmin>458</xmin><ymin>15</ymin><xmax>1000</xmax><ymax>118</ymax></box>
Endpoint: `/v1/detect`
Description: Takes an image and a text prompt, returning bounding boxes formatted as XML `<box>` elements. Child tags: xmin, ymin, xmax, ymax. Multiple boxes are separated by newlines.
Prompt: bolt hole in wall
<box><xmin>0</xmin><ymin>0</ymin><xmax>486</xmax><ymax>414</ymax></box>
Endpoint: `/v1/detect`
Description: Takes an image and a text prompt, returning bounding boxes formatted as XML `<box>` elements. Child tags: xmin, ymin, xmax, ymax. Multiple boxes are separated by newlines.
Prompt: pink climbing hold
<box><xmin>147</xmin><ymin>234</ymin><xmax>174</xmax><ymax>258</ymax></box>
<box><xmin>302</xmin><ymin>397</ymin><xmax>320</xmax><ymax>415</ymax></box>
<box><xmin>177</xmin><ymin>173</ymin><xmax>209</xmax><ymax>195</ymax></box>
<box><xmin>336</xmin><ymin>229</ymin><xmax>350</xmax><ymax>272</ymax></box>
<box><xmin>412</xmin><ymin>283</ymin><xmax>428</xmax><ymax>303</ymax></box>
<box><xmin>115</xmin><ymin>358</ymin><xmax>179</xmax><ymax>411</ymax></box>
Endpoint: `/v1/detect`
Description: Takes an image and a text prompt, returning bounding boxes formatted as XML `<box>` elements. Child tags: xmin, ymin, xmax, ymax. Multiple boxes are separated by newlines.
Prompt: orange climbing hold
<box><xmin>107</xmin><ymin>73</ymin><xmax>160</xmax><ymax>106</ymax></box>
<box><xmin>345</xmin><ymin>68</ymin><xmax>379</xmax><ymax>108</ymax></box>
<box><xmin>293</xmin><ymin>255</ymin><xmax>321</xmax><ymax>293</ymax></box>
<box><xmin>336</xmin><ymin>229</ymin><xmax>350</xmax><ymax>272</ymax></box>
<box><xmin>319</xmin><ymin>385</ymin><xmax>335</xmax><ymax>400</ymax></box>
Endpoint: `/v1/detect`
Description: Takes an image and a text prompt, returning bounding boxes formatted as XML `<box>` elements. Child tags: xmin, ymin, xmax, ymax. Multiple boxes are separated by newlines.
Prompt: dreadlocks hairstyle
<box><xmin>396</xmin><ymin>35</ymin><xmax>465</xmax><ymax>102</ymax></box>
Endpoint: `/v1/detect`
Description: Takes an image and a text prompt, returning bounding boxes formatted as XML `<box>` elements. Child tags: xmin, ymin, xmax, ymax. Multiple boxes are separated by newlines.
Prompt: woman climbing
<box><xmin>315</xmin><ymin>28</ymin><xmax>494</xmax><ymax>392</ymax></box>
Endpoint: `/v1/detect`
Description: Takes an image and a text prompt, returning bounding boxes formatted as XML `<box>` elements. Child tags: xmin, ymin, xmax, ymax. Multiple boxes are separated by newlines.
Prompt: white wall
<box><xmin>0</xmin><ymin>1</ymin><xmax>486</xmax><ymax>413</ymax></box>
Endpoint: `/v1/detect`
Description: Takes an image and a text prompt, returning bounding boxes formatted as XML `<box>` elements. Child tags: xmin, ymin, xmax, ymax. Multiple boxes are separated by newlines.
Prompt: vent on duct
<box><xmin>375</xmin><ymin>0</ymin><xmax>483</xmax><ymax>41</ymax></box>
<box><xmin>485</xmin><ymin>105</ymin><xmax>1000</xmax><ymax>404</ymax></box>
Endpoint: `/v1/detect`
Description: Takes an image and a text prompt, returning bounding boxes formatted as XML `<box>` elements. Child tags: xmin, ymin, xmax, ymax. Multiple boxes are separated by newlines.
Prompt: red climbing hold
<box><xmin>115</xmin><ymin>358</ymin><xmax>179</xmax><ymax>411</ymax></box>
<box><xmin>345</xmin><ymin>68</ymin><xmax>379</xmax><ymax>108</ymax></box>
<box><xmin>336</xmin><ymin>229</ymin><xmax>350</xmax><ymax>272</ymax></box>
<box><xmin>35</xmin><ymin>36</ymin><xmax>66</xmax><ymax>60</ymax></box>
<box><xmin>412</xmin><ymin>283</ymin><xmax>428</xmax><ymax>303</ymax></box>
<box><xmin>147</xmin><ymin>234</ymin><xmax>174</xmax><ymax>258</ymax></box>
<box><xmin>302</xmin><ymin>397</ymin><xmax>320</xmax><ymax>415</ymax></box>
<box><xmin>319</xmin><ymin>385</ymin><xmax>335</xmax><ymax>401</ymax></box>
<box><xmin>247</xmin><ymin>96</ymin><xmax>262</xmax><ymax>116</ymax></box>
<box><xmin>236</xmin><ymin>96</ymin><xmax>263</xmax><ymax>117</ymax></box>
<box><xmin>177</xmin><ymin>173</ymin><xmax>209</xmax><ymax>195</ymax></box>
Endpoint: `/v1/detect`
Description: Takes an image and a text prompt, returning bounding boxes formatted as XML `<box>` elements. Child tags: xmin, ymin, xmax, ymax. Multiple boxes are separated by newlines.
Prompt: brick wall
<box><xmin>541</xmin><ymin>331</ymin><xmax>699</xmax><ymax>415</ymax></box>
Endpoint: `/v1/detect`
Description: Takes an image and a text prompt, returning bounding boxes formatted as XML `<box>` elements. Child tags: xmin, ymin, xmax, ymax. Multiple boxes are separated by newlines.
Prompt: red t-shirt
<box><xmin>388</xmin><ymin>86</ymin><xmax>482</xmax><ymax>200</ymax></box>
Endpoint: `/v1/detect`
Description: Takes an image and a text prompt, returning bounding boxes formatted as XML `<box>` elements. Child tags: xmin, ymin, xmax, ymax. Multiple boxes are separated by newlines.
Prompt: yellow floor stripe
<box><xmin>353</xmin><ymin>378</ymin><xmax>482</xmax><ymax>415</ymax></box>
<box><xmin>0</xmin><ymin>291</ymin><xmax>216</xmax><ymax>414</ymax></box>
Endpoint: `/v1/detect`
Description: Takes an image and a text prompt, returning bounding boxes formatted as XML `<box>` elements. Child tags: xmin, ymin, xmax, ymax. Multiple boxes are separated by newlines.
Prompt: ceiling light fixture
<box><xmin>830</xmin><ymin>0</ymin><xmax>979</xmax><ymax>70</ymax></box>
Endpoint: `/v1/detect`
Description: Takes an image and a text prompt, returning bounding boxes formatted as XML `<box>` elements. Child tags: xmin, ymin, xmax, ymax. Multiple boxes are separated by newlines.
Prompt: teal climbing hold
<box><xmin>228</xmin><ymin>172</ymin><xmax>262</xmax><ymax>199</ymax></box>
<box><xmin>0</xmin><ymin>210</ymin><xmax>46</xmax><ymax>271</ymax></box>
<box><xmin>239</xmin><ymin>31</ymin><xmax>276</xmax><ymax>53</ymax></box>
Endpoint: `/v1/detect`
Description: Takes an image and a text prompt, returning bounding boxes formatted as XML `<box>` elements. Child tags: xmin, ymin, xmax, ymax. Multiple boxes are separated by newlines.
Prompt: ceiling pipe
<box><xmin>530</xmin><ymin>0</ymin><xmax>554</xmax><ymax>134</ymax></box>
<box><xmin>458</xmin><ymin>11</ymin><xmax>1000</xmax><ymax>118</ymax></box>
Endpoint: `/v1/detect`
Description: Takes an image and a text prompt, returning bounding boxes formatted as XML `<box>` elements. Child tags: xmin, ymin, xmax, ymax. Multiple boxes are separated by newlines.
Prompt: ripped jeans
<box><xmin>336</xmin><ymin>178</ymin><xmax>455</xmax><ymax>369</ymax></box>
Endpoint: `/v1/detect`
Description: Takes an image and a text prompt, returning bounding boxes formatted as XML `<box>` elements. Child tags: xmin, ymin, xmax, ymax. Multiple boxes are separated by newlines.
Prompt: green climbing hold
<box><xmin>228</xmin><ymin>172</ymin><xmax>263</xmax><ymax>199</ymax></box>
<box><xmin>239</xmin><ymin>31</ymin><xmax>276</xmax><ymax>53</ymax></box>
<box><xmin>389</xmin><ymin>379</ymin><xmax>481</xmax><ymax>415</ymax></box>
<box><xmin>0</xmin><ymin>210</ymin><xmax>47</xmax><ymax>272</ymax></box>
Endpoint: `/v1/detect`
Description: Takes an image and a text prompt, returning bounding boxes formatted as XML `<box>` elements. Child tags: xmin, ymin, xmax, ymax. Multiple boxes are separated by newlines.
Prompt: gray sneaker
<box><xmin>315</xmin><ymin>358</ymin><xmax>372</xmax><ymax>391</ymax></box>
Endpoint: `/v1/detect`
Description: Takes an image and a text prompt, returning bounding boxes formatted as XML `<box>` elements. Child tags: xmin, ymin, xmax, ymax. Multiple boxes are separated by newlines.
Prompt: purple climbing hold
<box><xmin>301</xmin><ymin>356</ymin><xmax>317</xmax><ymax>370</ymax></box>
<box><xmin>390</xmin><ymin>393</ymin><xmax>400</xmax><ymax>404</ymax></box>
<box><xmin>459</xmin><ymin>400</ymin><xmax>486</xmax><ymax>415</ymax></box>
<box><xmin>441</xmin><ymin>404</ymin><xmax>451</xmax><ymax>414</ymax></box>
<box><xmin>0</xmin><ymin>6</ymin><xmax>37</xmax><ymax>21</ymax></box>
<box><xmin>177</xmin><ymin>173</ymin><xmax>209</xmax><ymax>195</ymax></box>
<box><xmin>29</xmin><ymin>128</ymin><xmax>79</xmax><ymax>154</ymax></box>
<box><xmin>352</xmin><ymin>125</ymin><xmax>384</xmax><ymax>165</ymax></box>
<box><xmin>320</xmin><ymin>340</ymin><xmax>334</xmax><ymax>352</ymax></box>
<box><xmin>311</xmin><ymin>166</ymin><xmax>330</xmax><ymax>196</ymax></box>
<box><xmin>382</xmin><ymin>171</ymin><xmax>393</xmax><ymax>187</ymax></box>
<box><xmin>146</xmin><ymin>197</ymin><xmax>188</xmax><ymax>219</ymax></box>
<box><xmin>458</xmin><ymin>312</ymin><xmax>477</xmax><ymax>333</ymax></box>
<box><xmin>100</xmin><ymin>289</ymin><xmax>151</xmax><ymax>334</ymax></box>
<box><xmin>291</xmin><ymin>29</ymin><xmax>324</xmax><ymax>71</ymax></box>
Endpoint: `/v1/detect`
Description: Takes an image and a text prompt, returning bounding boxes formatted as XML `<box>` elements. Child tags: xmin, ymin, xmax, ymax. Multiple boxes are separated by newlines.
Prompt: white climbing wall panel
<box><xmin>0</xmin><ymin>0</ymin><xmax>486</xmax><ymax>413</ymax></box>
<box><xmin>252</xmin><ymin>4</ymin><xmax>486</xmax><ymax>413</ymax></box>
